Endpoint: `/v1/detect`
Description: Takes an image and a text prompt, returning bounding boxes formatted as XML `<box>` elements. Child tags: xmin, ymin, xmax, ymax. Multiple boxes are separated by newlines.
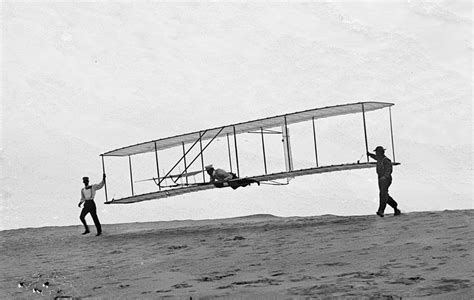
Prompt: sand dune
<box><xmin>1</xmin><ymin>210</ymin><xmax>472</xmax><ymax>299</ymax></box>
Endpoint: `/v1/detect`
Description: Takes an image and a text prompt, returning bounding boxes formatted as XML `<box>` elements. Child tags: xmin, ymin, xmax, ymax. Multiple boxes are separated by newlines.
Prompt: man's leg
<box><xmin>246</xmin><ymin>178</ymin><xmax>260</xmax><ymax>186</ymax></box>
<box><xmin>378</xmin><ymin>179</ymin><xmax>390</xmax><ymax>215</ymax></box>
<box><xmin>231</xmin><ymin>178</ymin><xmax>259</xmax><ymax>189</ymax></box>
<box><xmin>384</xmin><ymin>178</ymin><xmax>401</xmax><ymax>215</ymax></box>
<box><xmin>89</xmin><ymin>201</ymin><xmax>102</xmax><ymax>235</ymax></box>
<box><xmin>388</xmin><ymin>196</ymin><xmax>401</xmax><ymax>215</ymax></box>
<box><xmin>79</xmin><ymin>206</ymin><xmax>90</xmax><ymax>234</ymax></box>
<box><xmin>387</xmin><ymin>195</ymin><xmax>398</xmax><ymax>209</ymax></box>
<box><xmin>213</xmin><ymin>182</ymin><xmax>225</xmax><ymax>188</ymax></box>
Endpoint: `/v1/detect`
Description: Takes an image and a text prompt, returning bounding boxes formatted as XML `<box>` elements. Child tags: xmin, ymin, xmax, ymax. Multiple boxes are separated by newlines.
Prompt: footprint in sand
<box><xmin>217</xmin><ymin>278</ymin><xmax>282</xmax><ymax>290</ymax></box>
<box><xmin>287</xmin><ymin>283</ymin><xmax>343</xmax><ymax>296</ymax></box>
<box><xmin>168</xmin><ymin>245</ymin><xmax>188</xmax><ymax>250</ymax></box>
<box><xmin>431</xmin><ymin>256</ymin><xmax>448</xmax><ymax>260</ymax></box>
<box><xmin>289</xmin><ymin>275</ymin><xmax>315</xmax><ymax>282</ymax></box>
<box><xmin>336</xmin><ymin>271</ymin><xmax>389</xmax><ymax>279</ymax></box>
<box><xmin>197</xmin><ymin>272</ymin><xmax>235</xmax><ymax>282</ymax></box>
<box><xmin>172</xmin><ymin>282</ymin><xmax>192</xmax><ymax>289</ymax></box>
<box><xmin>233</xmin><ymin>278</ymin><xmax>282</xmax><ymax>287</ymax></box>
<box><xmin>316</xmin><ymin>262</ymin><xmax>350</xmax><ymax>267</ymax></box>
<box><xmin>249</xmin><ymin>263</ymin><xmax>261</xmax><ymax>267</ymax></box>
<box><xmin>416</xmin><ymin>278</ymin><xmax>471</xmax><ymax>295</ymax></box>
<box><xmin>388</xmin><ymin>276</ymin><xmax>425</xmax><ymax>285</ymax></box>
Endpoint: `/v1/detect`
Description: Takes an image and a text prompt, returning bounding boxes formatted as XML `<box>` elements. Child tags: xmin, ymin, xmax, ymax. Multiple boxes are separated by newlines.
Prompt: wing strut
<box><xmin>101</xmin><ymin>154</ymin><xmax>109</xmax><ymax>202</ymax></box>
<box><xmin>154</xmin><ymin>141</ymin><xmax>161</xmax><ymax>191</ymax></box>
<box><xmin>389</xmin><ymin>106</ymin><xmax>396</xmax><ymax>163</ymax></box>
<box><xmin>312</xmin><ymin>117</ymin><xmax>319</xmax><ymax>167</ymax></box>
<box><xmin>361</xmin><ymin>103</ymin><xmax>369</xmax><ymax>162</ymax></box>
<box><xmin>157</xmin><ymin>129</ymin><xmax>208</xmax><ymax>187</ymax></box>
<box><xmin>233</xmin><ymin>126</ymin><xmax>240</xmax><ymax>177</ymax></box>
<box><xmin>261</xmin><ymin>127</ymin><xmax>268</xmax><ymax>174</ymax></box>
<box><xmin>172</xmin><ymin>126</ymin><xmax>226</xmax><ymax>183</ymax></box>
<box><xmin>226</xmin><ymin>133</ymin><xmax>233</xmax><ymax>173</ymax></box>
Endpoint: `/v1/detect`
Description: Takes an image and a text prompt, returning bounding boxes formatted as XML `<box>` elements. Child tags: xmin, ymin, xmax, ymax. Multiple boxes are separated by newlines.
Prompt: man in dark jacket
<box><xmin>367</xmin><ymin>146</ymin><xmax>401</xmax><ymax>217</ymax></box>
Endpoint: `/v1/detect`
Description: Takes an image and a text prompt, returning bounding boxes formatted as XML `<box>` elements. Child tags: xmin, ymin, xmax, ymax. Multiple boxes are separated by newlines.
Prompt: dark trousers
<box><xmin>378</xmin><ymin>177</ymin><xmax>398</xmax><ymax>213</ymax></box>
<box><xmin>80</xmin><ymin>200</ymin><xmax>102</xmax><ymax>233</ymax></box>
<box><xmin>213</xmin><ymin>178</ymin><xmax>259</xmax><ymax>190</ymax></box>
<box><xmin>229</xmin><ymin>178</ymin><xmax>259</xmax><ymax>190</ymax></box>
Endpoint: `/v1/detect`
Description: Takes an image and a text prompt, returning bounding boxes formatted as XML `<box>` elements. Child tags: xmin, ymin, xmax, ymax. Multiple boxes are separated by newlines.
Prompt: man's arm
<box><xmin>223</xmin><ymin>173</ymin><xmax>234</xmax><ymax>181</ymax></box>
<box><xmin>92</xmin><ymin>174</ymin><xmax>106</xmax><ymax>191</ymax></box>
<box><xmin>381</xmin><ymin>158</ymin><xmax>393</xmax><ymax>180</ymax></box>
<box><xmin>367</xmin><ymin>152</ymin><xmax>377</xmax><ymax>161</ymax></box>
<box><xmin>93</xmin><ymin>180</ymin><xmax>105</xmax><ymax>191</ymax></box>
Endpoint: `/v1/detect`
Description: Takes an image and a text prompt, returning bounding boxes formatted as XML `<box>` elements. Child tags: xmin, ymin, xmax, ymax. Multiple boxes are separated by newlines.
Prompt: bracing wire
<box><xmin>261</xmin><ymin>180</ymin><xmax>289</xmax><ymax>186</ymax></box>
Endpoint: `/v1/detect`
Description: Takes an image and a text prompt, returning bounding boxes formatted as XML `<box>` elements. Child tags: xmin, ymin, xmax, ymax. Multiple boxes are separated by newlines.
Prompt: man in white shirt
<box><xmin>205</xmin><ymin>165</ymin><xmax>259</xmax><ymax>189</ymax></box>
<box><xmin>78</xmin><ymin>174</ymin><xmax>106</xmax><ymax>236</ymax></box>
<box><xmin>206</xmin><ymin>165</ymin><xmax>234</xmax><ymax>182</ymax></box>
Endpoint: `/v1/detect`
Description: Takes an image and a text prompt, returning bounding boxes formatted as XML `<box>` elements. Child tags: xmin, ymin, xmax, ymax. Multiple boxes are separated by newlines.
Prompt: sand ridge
<box><xmin>1</xmin><ymin>210</ymin><xmax>472</xmax><ymax>299</ymax></box>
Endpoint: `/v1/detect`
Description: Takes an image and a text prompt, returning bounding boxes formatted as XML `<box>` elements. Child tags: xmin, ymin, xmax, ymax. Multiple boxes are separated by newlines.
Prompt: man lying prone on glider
<box><xmin>205</xmin><ymin>165</ymin><xmax>260</xmax><ymax>189</ymax></box>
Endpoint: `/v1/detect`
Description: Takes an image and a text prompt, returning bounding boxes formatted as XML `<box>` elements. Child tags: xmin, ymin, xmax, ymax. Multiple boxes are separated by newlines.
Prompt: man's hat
<box><xmin>204</xmin><ymin>165</ymin><xmax>213</xmax><ymax>170</ymax></box>
<box><xmin>82</xmin><ymin>176</ymin><xmax>89</xmax><ymax>181</ymax></box>
<box><xmin>374</xmin><ymin>146</ymin><xmax>385</xmax><ymax>152</ymax></box>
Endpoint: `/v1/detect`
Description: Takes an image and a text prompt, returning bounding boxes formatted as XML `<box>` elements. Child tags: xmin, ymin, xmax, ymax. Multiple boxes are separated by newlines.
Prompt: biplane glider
<box><xmin>100</xmin><ymin>102</ymin><xmax>399</xmax><ymax>204</ymax></box>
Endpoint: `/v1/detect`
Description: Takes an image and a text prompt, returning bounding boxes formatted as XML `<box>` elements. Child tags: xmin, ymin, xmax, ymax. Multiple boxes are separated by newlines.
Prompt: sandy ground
<box><xmin>1</xmin><ymin>209</ymin><xmax>472</xmax><ymax>299</ymax></box>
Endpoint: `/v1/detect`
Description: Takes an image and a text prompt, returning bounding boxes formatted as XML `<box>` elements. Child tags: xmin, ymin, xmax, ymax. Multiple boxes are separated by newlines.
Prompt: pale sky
<box><xmin>1</xmin><ymin>1</ymin><xmax>472</xmax><ymax>230</ymax></box>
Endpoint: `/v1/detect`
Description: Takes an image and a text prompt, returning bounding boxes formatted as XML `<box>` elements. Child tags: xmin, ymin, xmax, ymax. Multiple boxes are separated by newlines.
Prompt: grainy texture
<box><xmin>1</xmin><ymin>210</ymin><xmax>472</xmax><ymax>299</ymax></box>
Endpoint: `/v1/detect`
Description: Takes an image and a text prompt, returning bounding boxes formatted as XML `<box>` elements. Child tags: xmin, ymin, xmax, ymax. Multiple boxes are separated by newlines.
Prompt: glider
<box><xmin>100</xmin><ymin>102</ymin><xmax>399</xmax><ymax>204</ymax></box>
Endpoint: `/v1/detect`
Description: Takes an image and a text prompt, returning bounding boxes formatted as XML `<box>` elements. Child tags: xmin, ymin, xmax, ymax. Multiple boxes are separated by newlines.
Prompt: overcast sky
<box><xmin>1</xmin><ymin>1</ymin><xmax>472</xmax><ymax>230</ymax></box>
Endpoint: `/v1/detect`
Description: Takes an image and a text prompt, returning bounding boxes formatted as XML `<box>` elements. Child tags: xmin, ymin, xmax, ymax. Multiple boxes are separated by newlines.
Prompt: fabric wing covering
<box><xmin>102</xmin><ymin>102</ymin><xmax>393</xmax><ymax>157</ymax></box>
<box><xmin>106</xmin><ymin>162</ymin><xmax>400</xmax><ymax>204</ymax></box>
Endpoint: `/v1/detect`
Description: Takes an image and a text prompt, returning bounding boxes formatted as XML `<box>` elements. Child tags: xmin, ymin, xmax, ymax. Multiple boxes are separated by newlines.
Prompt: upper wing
<box><xmin>102</xmin><ymin>102</ymin><xmax>393</xmax><ymax>157</ymax></box>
